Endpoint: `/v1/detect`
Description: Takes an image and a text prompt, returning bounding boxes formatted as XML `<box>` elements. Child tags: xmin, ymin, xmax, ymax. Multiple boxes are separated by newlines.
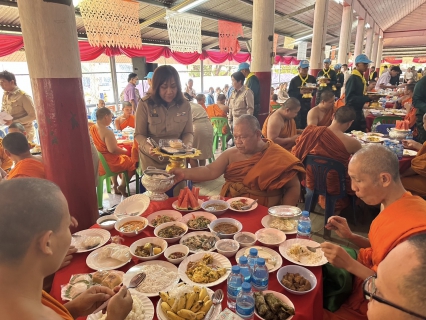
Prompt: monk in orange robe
<box><xmin>170</xmin><ymin>115</ymin><xmax>305</xmax><ymax>207</ymax></box>
<box><xmin>262</xmin><ymin>98</ymin><xmax>303</xmax><ymax>151</ymax></box>
<box><xmin>196</xmin><ymin>94</ymin><xmax>208</xmax><ymax>111</ymax></box>
<box><xmin>307</xmin><ymin>90</ymin><xmax>336</xmax><ymax>126</ymax></box>
<box><xmin>292</xmin><ymin>106</ymin><xmax>362</xmax><ymax>212</ymax></box>
<box><xmin>2</xmin><ymin>132</ymin><xmax>45</xmax><ymax>179</ymax></box>
<box><xmin>320</xmin><ymin>144</ymin><xmax>426</xmax><ymax>320</ymax></box>
<box><xmin>8</xmin><ymin>121</ymin><xmax>38</xmax><ymax>149</ymax></box>
<box><xmin>0</xmin><ymin>178</ymin><xmax>133</xmax><ymax>320</ymax></box>
<box><xmin>400</xmin><ymin>84</ymin><xmax>417</xmax><ymax>136</ymax></box>
<box><xmin>206</xmin><ymin>94</ymin><xmax>229</xmax><ymax>134</ymax></box>
<box><xmin>0</xmin><ymin>137</ymin><xmax>13</xmax><ymax>172</ymax></box>
<box><xmin>114</xmin><ymin>102</ymin><xmax>135</xmax><ymax>131</ymax></box>
<box><xmin>90</xmin><ymin>107</ymin><xmax>135</xmax><ymax>196</ymax></box>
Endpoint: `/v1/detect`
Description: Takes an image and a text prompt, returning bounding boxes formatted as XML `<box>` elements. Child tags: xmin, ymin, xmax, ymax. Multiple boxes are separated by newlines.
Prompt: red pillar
<box><xmin>18</xmin><ymin>0</ymin><xmax>98</xmax><ymax>231</ymax></box>
<box><xmin>252</xmin><ymin>0</ymin><xmax>275</xmax><ymax>126</ymax></box>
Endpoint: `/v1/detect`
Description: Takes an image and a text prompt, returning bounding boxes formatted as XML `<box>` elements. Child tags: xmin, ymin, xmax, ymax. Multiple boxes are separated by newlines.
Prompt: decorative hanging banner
<box><xmin>283</xmin><ymin>36</ymin><xmax>295</xmax><ymax>49</ymax></box>
<box><xmin>325</xmin><ymin>45</ymin><xmax>331</xmax><ymax>58</ymax></box>
<box><xmin>416</xmin><ymin>57</ymin><xmax>426</xmax><ymax>63</ymax></box>
<box><xmin>331</xmin><ymin>45</ymin><xmax>336</xmax><ymax>60</ymax></box>
<box><xmin>79</xmin><ymin>0</ymin><xmax>141</xmax><ymax>48</ymax></box>
<box><xmin>218</xmin><ymin>20</ymin><xmax>243</xmax><ymax>54</ymax></box>
<box><xmin>402</xmin><ymin>57</ymin><xmax>414</xmax><ymax>64</ymax></box>
<box><xmin>273</xmin><ymin>33</ymin><xmax>279</xmax><ymax>54</ymax></box>
<box><xmin>166</xmin><ymin>10</ymin><xmax>202</xmax><ymax>53</ymax></box>
<box><xmin>297</xmin><ymin>42</ymin><xmax>307</xmax><ymax>60</ymax></box>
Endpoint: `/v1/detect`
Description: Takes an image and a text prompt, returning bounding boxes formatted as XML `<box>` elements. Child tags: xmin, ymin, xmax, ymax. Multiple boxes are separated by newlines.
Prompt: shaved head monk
<box><xmin>89</xmin><ymin>107</ymin><xmax>135</xmax><ymax>196</ymax></box>
<box><xmin>320</xmin><ymin>144</ymin><xmax>426</xmax><ymax>320</ymax></box>
<box><xmin>0</xmin><ymin>178</ymin><xmax>132</xmax><ymax>320</ymax></box>
<box><xmin>3</xmin><ymin>132</ymin><xmax>45</xmax><ymax>179</ymax></box>
<box><xmin>0</xmin><ymin>136</ymin><xmax>12</xmax><ymax>172</ymax></box>
<box><xmin>261</xmin><ymin>97</ymin><xmax>303</xmax><ymax>150</ymax></box>
<box><xmin>292</xmin><ymin>106</ymin><xmax>362</xmax><ymax>215</ymax></box>
<box><xmin>114</xmin><ymin>102</ymin><xmax>135</xmax><ymax>131</ymax></box>
<box><xmin>171</xmin><ymin>115</ymin><xmax>305</xmax><ymax>207</ymax></box>
<box><xmin>8</xmin><ymin>121</ymin><xmax>38</xmax><ymax>148</ymax></box>
<box><xmin>307</xmin><ymin>90</ymin><xmax>336</xmax><ymax>126</ymax></box>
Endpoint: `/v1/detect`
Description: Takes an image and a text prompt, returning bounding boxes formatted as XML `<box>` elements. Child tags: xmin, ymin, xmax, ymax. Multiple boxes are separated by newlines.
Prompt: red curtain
<box><xmin>0</xmin><ymin>35</ymin><xmax>24</xmax><ymax>57</ymax></box>
<box><xmin>383</xmin><ymin>57</ymin><xmax>403</xmax><ymax>64</ymax></box>
<box><xmin>274</xmin><ymin>55</ymin><xmax>300</xmax><ymax>65</ymax></box>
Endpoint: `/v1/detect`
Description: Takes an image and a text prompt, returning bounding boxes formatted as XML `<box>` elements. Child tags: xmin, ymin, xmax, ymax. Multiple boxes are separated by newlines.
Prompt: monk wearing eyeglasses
<box><xmin>320</xmin><ymin>144</ymin><xmax>426</xmax><ymax>320</ymax></box>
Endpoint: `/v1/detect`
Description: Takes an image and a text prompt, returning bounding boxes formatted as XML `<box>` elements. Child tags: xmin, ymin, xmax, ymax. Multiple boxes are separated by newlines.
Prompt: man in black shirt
<box><xmin>368</xmin><ymin>66</ymin><xmax>378</xmax><ymax>84</ymax></box>
<box><xmin>316</xmin><ymin>58</ymin><xmax>337</xmax><ymax>105</ymax></box>
<box><xmin>335</xmin><ymin>64</ymin><xmax>344</xmax><ymax>98</ymax></box>
<box><xmin>288</xmin><ymin>60</ymin><xmax>317</xmax><ymax>129</ymax></box>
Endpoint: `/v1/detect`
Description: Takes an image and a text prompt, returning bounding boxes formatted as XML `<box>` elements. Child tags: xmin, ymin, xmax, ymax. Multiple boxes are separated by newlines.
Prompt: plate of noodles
<box><xmin>279</xmin><ymin>239</ymin><xmax>328</xmax><ymax>267</ymax></box>
<box><xmin>226</xmin><ymin>197</ymin><xmax>258</xmax><ymax>212</ymax></box>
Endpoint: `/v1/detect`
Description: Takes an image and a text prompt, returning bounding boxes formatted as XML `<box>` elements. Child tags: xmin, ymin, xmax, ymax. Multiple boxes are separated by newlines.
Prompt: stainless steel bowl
<box><xmin>141</xmin><ymin>166</ymin><xmax>174</xmax><ymax>201</ymax></box>
<box><xmin>387</xmin><ymin>128</ymin><xmax>410</xmax><ymax>141</ymax></box>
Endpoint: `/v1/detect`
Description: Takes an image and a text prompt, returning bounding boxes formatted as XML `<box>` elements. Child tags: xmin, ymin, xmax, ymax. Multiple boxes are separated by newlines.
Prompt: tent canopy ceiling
<box><xmin>1</xmin><ymin>0</ymin><xmax>426</xmax><ymax>58</ymax></box>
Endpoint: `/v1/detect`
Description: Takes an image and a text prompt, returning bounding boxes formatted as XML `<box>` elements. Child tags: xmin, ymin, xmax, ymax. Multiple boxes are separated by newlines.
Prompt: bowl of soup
<box><xmin>208</xmin><ymin>218</ymin><xmax>242</xmax><ymax>239</ymax></box>
<box><xmin>201</xmin><ymin>200</ymin><xmax>230</xmax><ymax>216</ymax></box>
<box><xmin>97</xmin><ymin>215</ymin><xmax>118</xmax><ymax>230</ymax></box>
<box><xmin>114</xmin><ymin>216</ymin><xmax>148</xmax><ymax>237</ymax></box>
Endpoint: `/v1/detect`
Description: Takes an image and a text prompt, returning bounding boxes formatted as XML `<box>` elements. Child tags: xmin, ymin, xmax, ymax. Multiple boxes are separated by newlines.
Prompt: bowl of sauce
<box><xmin>201</xmin><ymin>200</ymin><xmax>230</xmax><ymax>216</ymax></box>
<box><xmin>114</xmin><ymin>216</ymin><xmax>148</xmax><ymax>237</ymax></box>
<box><xmin>208</xmin><ymin>218</ymin><xmax>242</xmax><ymax>239</ymax></box>
<box><xmin>233</xmin><ymin>231</ymin><xmax>257</xmax><ymax>247</ymax></box>
<box><xmin>97</xmin><ymin>215</ymin><xmax>118</xmax><ymax>230</ymax></box>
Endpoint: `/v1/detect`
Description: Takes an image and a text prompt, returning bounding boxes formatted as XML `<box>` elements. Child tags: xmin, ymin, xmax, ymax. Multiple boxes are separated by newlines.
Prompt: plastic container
<box><xmin>238</xmin><ymin>256</ymin><xmax>251</xmax><ymax>283</ymax></box>
<box><xmin>406</xmin><ymin>130</ymin><xmax>413</xmax><ymax>140</ymax></box>
<box><xmin>251</xmin><ymin>258</ymin><xmax>269</xmax><ymax>291</ymax></box>
<box><xmin>247</xmin><ymin>248</ymin><xmax>258</xmax><ymax>273</ymax></box>
<box><xmin>236</xmin><ymin>282</ymin><xmax>255</xmax><ymax>320</ymax></box>
<box><xmin>129</xmin><ymin>133</ymin><xmax>134</xmax><ymax>141</ymax></box>
<box><xmin>296</xmin><ymin>210</ymin><xmax>311</xmax><ymax>240</ymax></box>
<box><xmin>227</xmin><ymin>265</ymin><xmax>244</xmax><ymax>310</ymax></box>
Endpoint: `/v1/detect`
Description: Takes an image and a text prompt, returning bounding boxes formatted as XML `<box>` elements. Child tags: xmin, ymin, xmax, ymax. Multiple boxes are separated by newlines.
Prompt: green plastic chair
<box><xmin>372</xmin><ymin>115</ymin><xmax>404</xmax><ymax>126</ymax></box>
<box><xmin>271</xmin><ymin>104</ymin><xmax>280</xmax><ymax>111</ymax></box>
<box><xmin>135</xmin><ymin>161</ymin><xmax>143</xmax><ymax>194</ymax></box>
<box><xmin>211</xmin><ymin>117</ymin><xmax>231</xmax><ymax>153</ymax></box>
<box><xmin>96</xmin><ymin>151</ymin><xmax>130</xmax><ymax>208</ymax></box>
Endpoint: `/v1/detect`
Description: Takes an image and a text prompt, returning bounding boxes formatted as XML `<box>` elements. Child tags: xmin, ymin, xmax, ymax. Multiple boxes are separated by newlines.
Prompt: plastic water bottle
<box><xmin>118</xmin><ymin>132</ymin><xmax>123</xmax><ymax>139</ymax></box>
<box><xmin>227</xmin><ymin>266</ymin><xmax>244</xmax><ymax>310</ymax></box>
<box><xmin>247</xmin><ymin>248</ymin><xmax>258</xmax><ymax>273</ymax></box>
<box><xmin>406</xmin><ymin>130</ymin><xmax>413</xmax><ymax>140</ymax></box>
<box><xmin>296</xmin><ymin>210</ymin><xmax>312</xmax><ymax>240</ymax></box>
<box><xmin>236</xmin><ymin>282</ymin><xmax>255</xmax><ymax>320</ymax></box>
<box><xmin>251</xmin><ymin>258</ymin><xmax>269</xmax><ymax>291</ymax></box>
<box><xmin>238</xmin><ymin>256</ymin><xmax>251</xmax><ymax>283</ymax></box>
<box><xmin>129</xmin><ymin>133</ymin><xmax>134</xmax><ymax>141</ymax></box>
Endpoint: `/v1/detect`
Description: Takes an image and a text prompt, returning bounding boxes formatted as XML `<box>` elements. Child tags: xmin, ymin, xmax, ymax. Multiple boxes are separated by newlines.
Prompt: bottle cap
<box><xmin>249</xmin><ymin>248</ymin><xmax>258</xmax><ymax>256</ymax></box>
<box><xmin>241</xmin><ymin>282</ymin><xmax>251</xmax><ymax>292</ymax></box>
<box><xmin>239</xmin><ymin>256</ymin><xmax>248</xmax><ymax>264</ymax></box>
<box><xmin>256</xmin><ymin>258</ymin><xmax>265</xmax><ymax>266</ymax></box>
<box><xmin>231</xmin><ymin>265</ymin><xmax>240</xmax><ymax>273</ymax></box>
<box><xmin>302</xmin><ymin>210</ymin><xmax>310</xmax><ymax>217</ymax></box>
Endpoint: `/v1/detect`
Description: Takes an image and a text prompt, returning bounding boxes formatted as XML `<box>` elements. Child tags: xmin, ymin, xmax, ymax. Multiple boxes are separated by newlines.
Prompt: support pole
<box><xmin>310</xmin><ymin>0</ymin><xmax>329</xmax><ymax>77</ymax></box>
<box><xmin>109</xmin><ymin>56</ymin><xmax>119</xmax><ymax>108</ymax></box>
<box><xmin>251</xmin><ymin>0</ymin><xmax>275</xmax><ymax>125</ymax></box>
<box><xmin>354</xmin><ymin>17</ymin><xmax>365</xmax><ymax>57</ymax></box>
<box><xmin>376</xmin><ymin>37</ymin><xmax>384</xmax><ymax>73</ymax></box>
<box><xmin>200</xmin><ymin>59</ymin><xmax>204</xmax><ymax>93</ymax></box>
<box><xmin>17</xmin><ymin>0</ymin><xmax>98</xmax><ymax>231</ymax></box>
<box><xmin>371</xmin><ymin>32</ymin><xmax>380</xmax><ymax>68</ymax></box>
<box><xmin>337</xmin><ymin>4</ymin><xmax>352</xmax><ymax>64</ymax></box>
<box><xmin>364</xmin><ymin>26</ymin><xmax>374</xmax><ymax>58</ymax></box>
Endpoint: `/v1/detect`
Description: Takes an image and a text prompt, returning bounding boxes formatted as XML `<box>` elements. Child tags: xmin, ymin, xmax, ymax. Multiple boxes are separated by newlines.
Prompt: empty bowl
<box><xmin>277</xmin><ymin>265</ymin><xmax>317</xmax><ymax>295</ymax></box>
<box><xmin>255</xmin><ymin>228</ymin><xmax>286</xmax><ymax>247</ymax></box>
<box><xmin>97</xmin><ymin>215</ymin><xmax>118</xmax><ymax>230</ymax></box>
<box><xmin>233</xmin><ymin>231</ymin><xmax>257</xmax><ymax>247</ymax></box>
<box><xmin>129</xmin><ymin>237</ymin><xmax>168</xmax><ymax>261</ymax></box>
<box><xmin>164</xmin><ymin>244</ymin><xmax>190</xmax><ymax>264</ymax></box>
<box><xmin>215</xmin><ymin>239</ymin><xmax>240</xmax><ymax>258</ymax></box>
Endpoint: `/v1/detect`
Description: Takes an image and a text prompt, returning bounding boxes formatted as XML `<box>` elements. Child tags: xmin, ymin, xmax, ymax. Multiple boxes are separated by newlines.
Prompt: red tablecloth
<box><xmin>399</xmin><ymin>156</ymin><xmax>412</xmax><ymax>173</ymax></box>
<box><xmin>365</xmin><ymin>114</ymin><xmax>404</xmax><ymax>132</ymax></box>
<box><xmin>50</xmin><ymin>197</ymin><xmax>323</xmax><ymax>320</ymax></box>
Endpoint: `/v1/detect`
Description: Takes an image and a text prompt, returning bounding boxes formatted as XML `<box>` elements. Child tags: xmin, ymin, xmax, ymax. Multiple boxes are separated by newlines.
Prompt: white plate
<box><xmin>362</xmin><ymin>136</ymin><xmax>384</xmax><ymax>143</ymax></box>
<box><xmin>88</xmin><ymin>289</ymin><xmax>154</xmax><ymax>320</ymax></box>
<box><xmin>146</xmin><ymin>210</ymin><xmax>183</xmax><ymax>228</ymax></box>
<box><xmin>261</xmin><ymin>215</ymin><xmax>298</xmax><ymax>235</ymax></box>
<box><xmin>235</xmin><ymin>246</ymin><xmax>283</xmax><ymax>273</ymax></box>
<box><xmin>156</xmin><ymin>285</ymin><xmax>219</xmax><ymax>320</ymax></box>
<box><xmin>114</xmin><ymin>194</ymin><xmax>151</xmax><ymax>219</ymax></box>
<box><xmin>172</xmin><ymin>199</ymin><xmax>204</xmax><ymax>212</ymax></box>
<box><xmin>178</xmin><ymin>252</ymin><xmax>231</xmax><ymax>287</ymax></box>
<box><xmin>366</xmin><ymin>132</ymin><xmax>384</xmax><ymax>137</ymax></box>
<box><xmin>180</xmin><ymin>231</ymin><xmax>219</xmax><ymax>253</ymax></box>
<box><xmin>226</xmin><ymin>197</ymin><xmax>258</xmax><ymax>212</ymax></box>
<box><xmin>279</xmin><ymin>239</ymin><xmax>328</xmax><ymax>267</ymax></box>
<box><xmin>403</xmin><ymin>149</ymin><xmax>418</xmax><ymax>157</ymax></box>
<box><xmin>86</xmin><ymin>244</ymin><xmax>131</xmax><ymax>271</ymax></box>
<box><xmin>123</xmin><ymin>260</ymin><xmax>180</xmax><ymax>297</ymax></box>
<box><xmin>71</xmin><ymin>229</ymin><xmax>111</xmax><ymax>253</ymax></box>
<box><xmin>254</xmin><ymin>290</ymin><xmax>295</xmax><ymax>320</ymax></box>
<box><xmin>180</xmin><ymin>211</ymin><xmax>218</xmax><ymax>230</ymax></box>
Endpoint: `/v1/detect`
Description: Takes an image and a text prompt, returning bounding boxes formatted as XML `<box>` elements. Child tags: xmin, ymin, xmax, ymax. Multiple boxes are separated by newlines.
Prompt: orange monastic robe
<box><xmin>206</xmin><ymin>104</ymin><xmax>228</xmax><ymax>134</ymax></box>
<box><xmin>89</xmin><ymin>125</ymin><xmax>135</xmax><ymax>177</ymax></box>
<box><xmin>0</xmin><ymin>138</ymin><xmax>13</xmax><ymax>171</ymax></box>
<box><xmin>7</xmin><ymin>158</ymin><xmax>46</xmax><ymax>179</ymax></box>
<box><xmin>401</xmin><ymin>142</ymin><xmax>426</xmax><ymax>196</ymax></box>
<box><xmin>335</xmin><ymin>93</ymin><xmax>345</xmax><ymax>109</ymax></box>
<box><xmin>324</xmin><ymin>192</ymin><xmax>426</xmax><ymax>320</ymax></box>
<box><xmin>317</xmin><ymin>107</ymin><xmax>334</xmax><ymax>126</ymax></box>
<box><xmin>403</xmin><ymin>99</ymin><xmax>417</xmax><ymax>137</ymax></box>
<box><xmin>291</xmin><ymin>125</ymin><xmax>352</xmax><ymax>211</ymax></box>
<box><xmin>118</xmin><ymin>115</ymin><xmax>135</xmax><ymax>129</ymax></box>
<box><xmin>42</xmin><ymin>291</ymin><xmax>73</xmax><ymax>320</ymax></box>
<box><xmin>221</xmin><ymin>140</ymin><xmax>305</xmax><ymax>207</ymax></box>
<box><xmin>261</xmin><ymin>112</ymin><xmax>297</xmax><ymax>140</ymax></box>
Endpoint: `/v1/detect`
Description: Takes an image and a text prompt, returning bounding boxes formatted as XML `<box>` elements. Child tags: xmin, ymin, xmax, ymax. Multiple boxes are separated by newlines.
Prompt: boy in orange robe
<box><xmin>261</xmin><ymin>97</ymin><xmax>303</xmax><ymax>151</ymax></box>
<box><xmin>170</xmin><ymin>115</ymin><xmax>305</xmax><ymax>207</ymax></box>
<box><xmin>0</xmin><ymin>179</ymin><xmax>133</xmax><ymax>320</ymax></box>
<box><xmin>206</xmin><ymin>93</ymin><xmax>229</xmax><ymax>134</ymax></box>
<box><xmin>90</xmin><ymin>107</ymin><xmax>135</xmax><ymax>196</ymax></box>
<box><xmin>114</xmin><ymin>102</ymin><xmax>135</xmax><ymax>131</ymax></box>
<box><xmin>292</xmin><ymin>106</ymin><xmax>362</xmax><ymax>213</ymax></box>
<box><xmin>0</xmin><ymin>137</ymin><xmax>13</xmax><ymax>172</ymax></box>
<box><xmin>307</xmin><ymin>90</ymin><xmax>336</xmax><ymax>126</ymax></box>
<box><xmin>3</xmin><ymin>132</ymin><xmax>45</xmax><ymax>179</ymax></box>
<box><xmin>320</xmin><ymin>144</ymin><xmax>426</xmax><ymax>320</ymax></box>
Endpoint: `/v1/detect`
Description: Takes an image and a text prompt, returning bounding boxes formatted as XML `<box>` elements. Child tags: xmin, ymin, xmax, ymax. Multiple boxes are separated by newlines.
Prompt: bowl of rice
<box><xmin>255</xmin><ymin>228</ymin><xmax>286</xmax><ymax>247</ymax></box>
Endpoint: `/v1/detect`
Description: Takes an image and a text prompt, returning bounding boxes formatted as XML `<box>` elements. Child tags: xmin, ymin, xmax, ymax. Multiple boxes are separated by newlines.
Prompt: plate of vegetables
<box><xmin>179</xmin><ymin>211</ymin><xmax>217</xmax><ymax>230</ymax></box>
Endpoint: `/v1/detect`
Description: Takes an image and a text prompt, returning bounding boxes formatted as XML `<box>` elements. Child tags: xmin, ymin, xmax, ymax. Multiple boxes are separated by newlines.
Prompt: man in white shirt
<box><xmin>375</xmin><ymin>66</ymin><xmax>401</xmax><ymax>90</ymax></box>
<box><xmin>341</xmin><ymin>64</ymin><xmax>352</xmax><ymax>96</ymax></box>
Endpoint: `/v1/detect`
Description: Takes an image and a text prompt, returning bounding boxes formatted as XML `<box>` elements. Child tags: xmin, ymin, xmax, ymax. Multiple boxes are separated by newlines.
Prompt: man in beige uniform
<box><xmin>0</xmin><ymin>71</ymin><xmax>36</xmax><ymax>142</ymax></box>
<box><xmin>228</xmin><ymin>71</ymin><xmax>254</xmax><ymax>130</ymax></box>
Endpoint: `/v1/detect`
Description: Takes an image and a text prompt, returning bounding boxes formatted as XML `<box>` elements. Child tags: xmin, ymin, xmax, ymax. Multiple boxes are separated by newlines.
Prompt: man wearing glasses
<box><xmin>321</xmin><ymin>144</ymin><xmax>426</xmax><ymax>320</ymax></box>
<box><xmin>364</xmin><ymin>233</ymin><xmax>426</xmax><ymax>320</ymax></box>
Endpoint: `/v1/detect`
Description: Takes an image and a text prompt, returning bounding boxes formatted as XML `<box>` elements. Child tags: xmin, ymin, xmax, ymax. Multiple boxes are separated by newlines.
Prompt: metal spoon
<box><xmin>205</xmin><ymin>289</ymin><xmax>224</xmax><ymax>320</ymax></box>
<box><xmin>91</xmin><ymin>272</ymin><xmax>146</xmax><ymax>315</ymax></box>
<box><xmin>306</xmin><ymin>246</ymin><xmax>321</xmax><ymax>253</ymax></box>
<box><xmin>115</xmin><ymin>211</ymin><xmax>139</xmax><ymax>218</ymax></box>
<box><xmin>241</xmin><ymin>199</ymin><xmax>258</xmax><ymax>211</ymax></box>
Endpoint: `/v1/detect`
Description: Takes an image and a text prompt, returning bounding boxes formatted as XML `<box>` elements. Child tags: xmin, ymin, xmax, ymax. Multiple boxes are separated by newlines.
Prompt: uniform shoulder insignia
<box><xmin>142</xmin><ymin>95</ymin><xmax>150</xmax><ymax>101</ymax></box>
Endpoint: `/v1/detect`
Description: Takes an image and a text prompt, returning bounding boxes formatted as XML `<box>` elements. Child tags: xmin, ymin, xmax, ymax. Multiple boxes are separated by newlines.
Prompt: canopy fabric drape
<box><xmin>0</xmin><ymin>35</ymin><xmax>24</xmax><ymax>57</ymax></box>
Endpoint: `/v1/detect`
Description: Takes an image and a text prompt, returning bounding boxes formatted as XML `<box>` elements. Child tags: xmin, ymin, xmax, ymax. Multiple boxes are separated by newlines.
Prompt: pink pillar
<box><xmin>17</xmin><ymin>0</ymin><xmax>98</xmax><ymax>231</ymax></box>
<box><xmin>376</xmin><ymin>37</ymin><xmax>384</xmax><ymax>73</ymax></box>
<box><xmin>252</xmin><ymin>0</ymin><xmax>275</xmax><ymax>126</ymax></box>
